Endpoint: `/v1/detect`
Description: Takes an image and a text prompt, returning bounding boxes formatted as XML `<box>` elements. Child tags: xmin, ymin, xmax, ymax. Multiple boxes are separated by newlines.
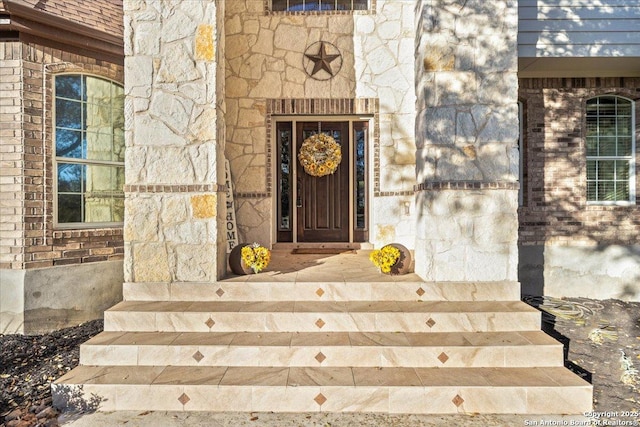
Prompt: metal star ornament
<box><xmin>303</xmin><ymin>41</ymin><xmax>342</xmax><ymax>80</ymax></box>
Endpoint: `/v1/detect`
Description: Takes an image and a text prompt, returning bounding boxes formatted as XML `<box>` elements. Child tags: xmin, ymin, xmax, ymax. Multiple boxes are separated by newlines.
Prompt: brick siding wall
<box><xmin>0</xmin><ymin>36</ymin><xmax>124</xmax><ymax>270</ymax></box>
<box><xmin>0</xmin><ymin>41</ymin><xmax>25</xmax><ymax>268</ymax></box>
<box><xmin>518</xmin><ymin>77</ymin><xmax>640</xmax><ymax>246</ymax></box>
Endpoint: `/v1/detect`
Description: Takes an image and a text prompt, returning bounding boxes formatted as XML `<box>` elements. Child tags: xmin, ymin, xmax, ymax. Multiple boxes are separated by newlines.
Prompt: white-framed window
<box><xmin>586</xmin><ymin>95</ymin><xmax>636</xmax><ymax>204</ymax></box>
<box><xmin>54</xmin><ymin>74</ymin><xmax>125</xmax><ymax>226</ymax></box>
<box><xmin>270</xmin><ymin>0</ymin><xmax>368</xmax><ymax>11</ymax></box>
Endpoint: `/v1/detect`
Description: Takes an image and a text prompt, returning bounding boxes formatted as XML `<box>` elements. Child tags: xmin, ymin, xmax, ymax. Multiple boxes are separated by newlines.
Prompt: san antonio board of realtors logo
<box><xmin>303</xmin><ymin>41</ymin><xmax>342</xmax><ymax>81</ymax></box>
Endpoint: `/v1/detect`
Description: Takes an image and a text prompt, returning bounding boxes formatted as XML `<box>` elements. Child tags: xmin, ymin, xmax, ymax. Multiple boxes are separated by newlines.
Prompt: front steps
<box><xmin>53</xmin><ymin>280</ymin><xmax>593</xmax><ymax>414</ymax></box>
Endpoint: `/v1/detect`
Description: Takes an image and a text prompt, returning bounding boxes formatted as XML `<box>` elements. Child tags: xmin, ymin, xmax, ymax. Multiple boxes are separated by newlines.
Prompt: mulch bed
<box><xmin>1</xmin><ymin>299</ymin><xmax>638</xmax><ymax>426</ymax></box>
<box><xmin>1</xmin><ymin>320</ymin><xmax>103</xmax><ymax>427</ymax></box>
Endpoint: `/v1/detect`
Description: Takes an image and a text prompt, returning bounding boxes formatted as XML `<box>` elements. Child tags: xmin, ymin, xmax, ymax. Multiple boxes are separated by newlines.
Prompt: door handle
<box><xmin>296</xmin><ymin>177</ymin><xmax>302</xmax><ymax>207</ymax></box>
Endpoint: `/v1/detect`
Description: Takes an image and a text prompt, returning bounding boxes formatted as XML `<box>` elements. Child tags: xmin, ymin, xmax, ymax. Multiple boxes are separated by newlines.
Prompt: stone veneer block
<box><xmin>415</xmin><ymin>189</ymin><xmax>519</xmax><ymax>281</ymax></box>
<box><xmin>190</xmin><ymin>194</ymin><xmax>217</xmax><ymax>219</ymax></box>
<box><xmin>131</xmin><ymin>243</ymin><xmax>171</xmax><ymax>282</ymax></box>
<box><xmin>195</xmin><ymin>25</ymin><xmax>215</xmax><ymax>61</ymax></box>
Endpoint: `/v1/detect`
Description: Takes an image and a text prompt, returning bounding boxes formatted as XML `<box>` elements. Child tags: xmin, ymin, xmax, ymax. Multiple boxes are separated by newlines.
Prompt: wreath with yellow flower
<box><xmin>298</xmin><ymin>132</ymin><xmax>342</xmax><ymax>177</ymax></box>
<box><xmin>241</xmin><ymin>243</ymin><xmax>271</xmax><ymax>274</ymax></box>
<box><xmin>369</xmin><ymin>245</ymin><xmax>401</xmax><ymax>274</ymax></box>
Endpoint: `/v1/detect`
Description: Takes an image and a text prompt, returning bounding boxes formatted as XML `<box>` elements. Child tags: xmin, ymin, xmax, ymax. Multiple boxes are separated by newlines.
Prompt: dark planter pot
<box><xmin>229</xmin><ymin>243</ymin><xmax>254</xmax><ymax>275</ymax></box>
<box><xmin>384</xmin><ymin>243</ymin><xmax>412</xmax><ymax>275</ymax></box>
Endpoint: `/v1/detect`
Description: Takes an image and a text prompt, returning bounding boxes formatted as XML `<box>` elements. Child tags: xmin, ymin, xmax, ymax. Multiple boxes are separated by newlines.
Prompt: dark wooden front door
<box><xmin>296</xmin><ymin>122</ymin><xmax>349</xmax><ymax>242</ymax></box>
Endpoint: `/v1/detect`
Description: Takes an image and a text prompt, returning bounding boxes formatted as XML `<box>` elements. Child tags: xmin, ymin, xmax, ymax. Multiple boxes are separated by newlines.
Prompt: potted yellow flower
<box><xmin>369</xmin><ymin>243</ymin><xmax>412</xmax><ymax>275</ymax></box>
<box><xmin>229</xmin><ymin>243</ymin><xmax>271</xmax><ymax>275</ymax></box>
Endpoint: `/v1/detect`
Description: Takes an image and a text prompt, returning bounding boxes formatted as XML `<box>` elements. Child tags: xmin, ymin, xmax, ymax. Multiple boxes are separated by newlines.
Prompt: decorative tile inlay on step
<box><xmin>438</xmin><ymin>352</ymin><xmax>449</xmax><ymax>364</ymax></box>
<box><xmin>316</xmin><ymin>288</ymin><xmax>325</xmax><ymax>297</ymax></box>
<box><xmin>216</xmin><ymin>288</ymin><xmax>225</xmax><ymax>297</ymax></box>
<box><xmin>416</xmin><ymin>287</ymin><xmax>425</xmax><ymax>297</ymax></box>
<box><xmin>315</xmin><ymin>352</ymin><xmax>326</xmax><ymax>363</ymax></box>
<box><xmin>426</xmin><ymin>318</ymin><xmax>436</xmax><ymax>328</ymax></box>
<box><xmin>452</xmin><ymin>394</ymin><xmax>464</xmax><ymax>407</ymax></box>
<box><xmin>192</xmin><ymin>351</ymin><xmax>204</xmax><ymax>363</ymax></box>
<box><xmin>205</xmin><ymin>318</ymin><xmax>215</xmax><ymax>329</ymax></box>
<box><xmin>178</xmin><ymin>393</ymin><xmax>190</xmax><ymax>405</ymax></box>
<box><xmin>314</xmin><ymin>393</ymin><xmax>327</xmax><ymax>406</ymax></box>
<box><xmin>315</xmin><ymin>318</ymin><xmax>326</xmax><ymax>329</ymax></box>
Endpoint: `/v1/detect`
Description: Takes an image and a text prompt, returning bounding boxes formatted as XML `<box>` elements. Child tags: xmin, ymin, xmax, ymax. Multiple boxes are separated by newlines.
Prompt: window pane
<box><xmin>272</xmin><ymin>0</ymin><xmax>287</xmax><ymax>10</ymax></box>
<box><xmin>85</xmin><ymin>131</ymin><xmax>114</xmax><ymax>161</ymax></box>
<box><xmin>56</xmin><ymin>75</ymin><xmax>82</xmax><ymax>100</ymax></box>
<box><xmin>353</xmin><ymin>0</ymin><xmax>367</xmax><ymax>9</ymax></box>
<box><xmin>598</xmin><ymin>97</ymin><xmax>616</xmax><ymax>116</ymax></box>
<box><xmin>272</xmin><ymin>0</ymin><xmax>367</xmax><ymax>10</ymax></box>
<box><xmin>586</xmin><ymin>160</ymin><xmax>596</xmax><ymax>179</ymax></box>
<box><xmin>586</xmin><ymin>103</ymin><xmax>599</xmax><ymax>117</ymax></box>
<box><xmin>598</xmin><ymin>181</ymin><xmax>616</xmax><ymax>201</ymax></box>
<box><xmin>618</xmin><ymin>137</ymin><xmax>632</xmax><ymax>157</ymax></box>
<box><xmin>319</xmin><ymin>0</ymin><xmax>336</xmax><ymax>10</ymax></box>
<box><xmin>56</xmin><ymin>99</ymin><xmax>82</xmax><ymax>129</ymax></box>
<box><xmin>86</xmin><ymin>78</ymin><xmax>111</xmax><ymax>106</ymax></box>
<box><xmin>585</xmin><ymin>96</ymin><xmax>635</xmax><ymax>202</ymax></box>
<box><xmin>617</xmin><ymin>101</ymin><xmax>632</xmax><ymax>116</ymax></box>
<box><xmin>585</xmin><ymin>119</ymin><xmax>598</xmax><ymax>137</ymax></box>
<box><xmin>616</xmin><ymin>160</ymin><xmax>630</xmax><ymax>180</ymax></box>
<box><xmin>86</xmin><ymin>102</ymin><xmax>112</xmax><ymax>128</ymax></box>
<box><xmin>56</xmin><ymin>129</ymin><xmax>83</xmax><ymax>158</ymax></box>
<box><xmin>597</xmin><ymin>117</ymin><xmax>616</xmax><ymax>136</ymax></box>
<box><xmin>615</xmin><ymin>182</ymin><xmax>629</xmax><ymax>201</ymax></box>
<box><xmin>58</xmin><ymin>194</ymin><xmax>83</xmax><ymax>223</ymax></box>
<box><xmin>55</xmin><ymin>75</ymin><xmax>124</xmax><ymax>224</ymax></box>
<box><xmin>289</xmin><ymin>0</ymin><xmax>304</xmax><ymax>10</ymax></box>
<box><xmin>587</xmin><ymin>181</ymin><xmax>597</xmax><ymax>200</ymax></box>
<box><xmin>597</xmin><ymin>161</ymin><xmax>615</xmax><ymax>180</ymax></box>
<box><xmin>113</xmin><ymin>130</ymin><xmax>125</xmax><ymax>162</ymax></box>
<box><xmin>598</xmin><ymin>137</ymin><xmax>617</xmax><ymax>156</ymax></box>
<box><xmin>617</xmin><ymin>117</ymin><xmax>632</xmax><ymax>137</ymax></box>
<box><xmin>585</xmin><ymin>137</ymin><xmax>598</xmax><ymax>156</ymax></box>
<box><xmin>58</xmin><ymin>163</ymin><xmax>84</xmax><ymax>192</ymax></box>
<box><xmin>86</xmin><ymin>164</ymin><xmax>120</xmax><ymax>192</ymax></box>
<box><xmin>304</xmin><ymin>0</ymin><xmax>322</xmax><ymax>10</ymax></box>
<box><xmin>279</xmin><ymin>127</ymin><xmax>291</xmax><ymax>230</ymax></box>
<box><xmin>84</xmin><ymin>165</ymin><xmax>125</xmax><ymax>222</ymax></box>
<box><xmin>355</xmin><ymin>127</ymin><xmax>366</xmax><ymax>229</ymax></box>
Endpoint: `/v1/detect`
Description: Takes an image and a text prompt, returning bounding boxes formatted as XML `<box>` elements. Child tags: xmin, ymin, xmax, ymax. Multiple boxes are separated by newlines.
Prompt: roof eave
<box><xmin>1</xmin><ymin>0</ymin><xmax>123</xmax><ymax>59</ymax></box>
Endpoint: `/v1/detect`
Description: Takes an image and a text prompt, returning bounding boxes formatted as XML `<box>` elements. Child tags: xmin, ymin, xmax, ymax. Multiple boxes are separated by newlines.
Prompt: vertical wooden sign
<box><xmin>224</xmin><ymin>159</ymin><xmax>238</xmax><ymax>253</ymax></box>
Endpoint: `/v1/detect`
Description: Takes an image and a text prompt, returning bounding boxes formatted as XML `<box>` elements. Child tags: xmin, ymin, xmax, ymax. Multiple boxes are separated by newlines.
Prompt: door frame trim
<box><xmin>271</xmin><ymin>115</ymin><xmax>373</xmax><ymax>245</ymax></box>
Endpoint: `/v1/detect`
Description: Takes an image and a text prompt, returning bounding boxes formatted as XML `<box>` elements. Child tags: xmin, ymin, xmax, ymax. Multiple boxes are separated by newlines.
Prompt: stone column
<box><xmin>414</xmin><ymin>0</ymin><xmax>519</xmax><ymax>281</ymax></box>
<box><xmin>123</xmin><ymin>0</ymin><xmax>227</xmax><ymax>284</ymax></box>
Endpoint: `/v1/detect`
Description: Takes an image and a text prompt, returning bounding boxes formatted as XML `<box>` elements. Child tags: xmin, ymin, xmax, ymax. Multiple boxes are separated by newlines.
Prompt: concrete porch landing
<box><xmin>53</xmin><ymin>250</ymin><xmax>592</xmax><ymax>414</ymax></box>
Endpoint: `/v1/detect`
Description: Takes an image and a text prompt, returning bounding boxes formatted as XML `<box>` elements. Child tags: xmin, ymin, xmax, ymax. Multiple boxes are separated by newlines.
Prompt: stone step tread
<box><xmin>107</xmin><ymin>300</ymin><xmax>537</xmax><ymax>314</ymax></box>
<box><xmin>53</xmin><ymin>366</ymin><xmax>592</xmax><ymax>414</ymax></box>
<box><xmin>123</xmin><ymin>281</ymin><xmax>521</xmax><ymax>302</ymax></box>
<box><xmin>56</xmin><ymin>365</ymin><xmax>590</xmax><ymax>388</ymax></box>
<box><xmin>144</xmin><ymin>280</ymin><xmax>520</xmax><ymax>288</ymax></box>
<box><xmin>84</xmin><ymin>330</ymin><xmax>560</xmax><ymax>348</ymax></box>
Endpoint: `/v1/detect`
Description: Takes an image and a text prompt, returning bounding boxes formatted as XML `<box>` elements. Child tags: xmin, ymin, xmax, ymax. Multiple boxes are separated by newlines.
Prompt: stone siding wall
<box><xmin>518</xmin><ymin>77</ymin><xmax>640</xmax><ymax>247</ymax></box>
<box><xmin>224</xmin><ymin>0</ymin><xmax>416</xmax><ymax>247</ymax></box>
<box><xmin>0</xmin><ymin>38</ymin><xmax>124</xmax><ymax>270</ymax></box>
<box><xmin>414</xmin><ymin>0</ymin><xmax>520</xmax><ymax>281</ymax></box>
<box><xmin>123</xmin><ymin>0</ymin><xmax>227</xmax><ymax>283</ymax></box>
